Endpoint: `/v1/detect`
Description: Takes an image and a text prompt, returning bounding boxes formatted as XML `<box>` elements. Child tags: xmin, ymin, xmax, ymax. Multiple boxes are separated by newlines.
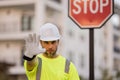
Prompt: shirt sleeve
<box><xmin>69</xmin><ymin>62</ymin><xmax>80</xmax><ymax>80</ymax></box>
<box><xmin>24</xmin><ymin>60</ymin><xmax>38</xmax><ymax>80</ymax></box>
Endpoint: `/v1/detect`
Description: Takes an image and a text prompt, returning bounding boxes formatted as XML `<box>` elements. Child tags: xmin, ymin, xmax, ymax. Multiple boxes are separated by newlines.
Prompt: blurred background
<box><xmin>0</xmin><ymin>0</ymin><xmax>120</xmax><ymax>80</ymax></box>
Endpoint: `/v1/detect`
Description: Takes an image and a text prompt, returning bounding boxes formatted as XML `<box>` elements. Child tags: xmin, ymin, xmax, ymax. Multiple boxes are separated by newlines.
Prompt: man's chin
<box><xmin>46</xmin><ymin>52</ymin><xmax>55</xmax><ymax>57</ymax></box>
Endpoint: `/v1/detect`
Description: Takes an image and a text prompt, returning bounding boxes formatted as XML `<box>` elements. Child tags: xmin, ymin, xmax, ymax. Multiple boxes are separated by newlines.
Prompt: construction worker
<box><xmin>23</xmin><ymin>23</ymin><xmax>80</xmax><ymax>80</ymax></box>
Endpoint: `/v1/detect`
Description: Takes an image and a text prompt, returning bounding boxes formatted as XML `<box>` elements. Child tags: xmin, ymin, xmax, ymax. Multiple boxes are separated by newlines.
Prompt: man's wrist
<box><xmin>23</xmin><ymin>55</ymin><xmax>36</xmax><ymax>61</ymax></box>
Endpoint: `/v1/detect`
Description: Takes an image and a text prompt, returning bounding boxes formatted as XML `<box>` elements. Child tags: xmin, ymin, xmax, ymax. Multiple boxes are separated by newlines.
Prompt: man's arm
<box><xmin>26</xmin><ymin>57</ymin><xmax>38</xmax><ymax>71</ymax></box>
<box><xmin>23</xmin><ymin>34</ymin><xmax>45</xmax><ymax>71</ymax></box>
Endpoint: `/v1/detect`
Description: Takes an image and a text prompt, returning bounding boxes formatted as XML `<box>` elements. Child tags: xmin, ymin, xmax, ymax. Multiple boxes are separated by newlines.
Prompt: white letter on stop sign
<box><xmin>90</xmin><ymin>0</ymin><xmax>99</xmax><ymax>14</ymax></box>
<box><xmin>100</xmin><ymin>0</ymin><xmax>109</xmax><ymax>13</ymax></box>
<box><xmin>72</xmin><ymin>0</ymin><xmax>81</xmax><ymax>14</ymax></box>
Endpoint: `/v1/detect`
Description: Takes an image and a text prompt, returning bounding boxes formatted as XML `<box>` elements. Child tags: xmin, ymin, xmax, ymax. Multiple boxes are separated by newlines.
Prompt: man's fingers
<box><xmin>36</xmin><ymin>35</ymin><xmax>40</xmax><ymax>46</ymax></box>
<box><xmin>25</xmin><ymin>33</ymin><xmax>40</xmax><ymax>48</ymax></box>
<box><xmin>33</xmin><ymin>33</ymin><xmax>36</xmax><ymax>43</ymax></box>
<box><xmin>28</xmin><ymin>34</ymin><xmax>33</xmax><ymax>42</ymax></box>
<box><xmin>25</xmin><ymin>35</ymin><xmax>30</xmax><ymax>45</ymax></box>
<box><xmin>25</xmin><ymin>36</ymin><xmax>28</xmax><ymax>43</ymax></box>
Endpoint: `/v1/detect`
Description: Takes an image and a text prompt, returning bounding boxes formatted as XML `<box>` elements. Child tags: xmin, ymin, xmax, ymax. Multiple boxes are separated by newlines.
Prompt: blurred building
<box><xmin>0</xmin><ymin>0</ymin><xmax>120</xmax><ymax>80</ymax></box>
<box><xmin>0</xmin><ymin>0</ymin><xmax>64</xmax><ymax>80</ymax></box>
<box><xmin>112</xmin><ymin>0</ymin><xmax>120</xmax><ymax>79</ymax></box>
<box><xmin>0</xmin><ymin>0</ymin><xmax>34</xmax><ymax>80</ymax></box>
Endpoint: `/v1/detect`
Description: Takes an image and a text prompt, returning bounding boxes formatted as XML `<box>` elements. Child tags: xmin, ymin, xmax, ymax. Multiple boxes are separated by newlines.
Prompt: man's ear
<box><xmin>40</xmin><ymin>40</ymin><xmax>42</xmax><ymax>45</ymax></box>
<box><xmin>40</xmin><ymin>40</ymin><xmax>44</xmax><ymax>48</ymax></box>
<box><xmin>58</xmin><ymin>40</ymin><xmax>60</xmax><ymax>43</ymax></box>
<box><xmin>40</xmin><ymin>40</ymin><xmax>42</xmax><ymax>43</ymax></box>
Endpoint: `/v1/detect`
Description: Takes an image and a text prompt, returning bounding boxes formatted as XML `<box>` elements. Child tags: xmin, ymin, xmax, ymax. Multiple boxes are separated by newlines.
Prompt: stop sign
<box><xmin>68</xmin><ymin>0</ymin><xmax>114</xmax><ymax>28</ymax></box>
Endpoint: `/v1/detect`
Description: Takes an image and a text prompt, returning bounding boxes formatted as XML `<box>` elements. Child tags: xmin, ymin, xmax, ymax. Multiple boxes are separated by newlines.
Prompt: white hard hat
<box><xmin>39</xmin><ymin>23</ymin><xmax>61</xmax><ymax>41</ymax></box>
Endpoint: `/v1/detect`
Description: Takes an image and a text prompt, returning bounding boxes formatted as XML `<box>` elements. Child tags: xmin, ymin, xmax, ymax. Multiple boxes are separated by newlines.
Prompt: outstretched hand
<box><xmin>24</xmin><ymin>33</ymin><xmax>46</xmax><ymax>60</ymax></box>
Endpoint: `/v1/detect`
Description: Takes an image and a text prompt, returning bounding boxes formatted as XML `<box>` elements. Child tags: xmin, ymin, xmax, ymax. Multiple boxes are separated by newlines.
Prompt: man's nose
<box><xmin>48</xmin><ymin>43</ymin><xmax>53</xmax><ymax>48</ymax></box>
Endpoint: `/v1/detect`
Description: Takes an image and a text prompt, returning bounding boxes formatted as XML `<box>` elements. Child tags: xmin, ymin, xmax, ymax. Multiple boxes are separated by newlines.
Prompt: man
<box><xmin>23</xmin><ymin>23</ymin><xmax>80</xmax><ymax>80</ymax></box>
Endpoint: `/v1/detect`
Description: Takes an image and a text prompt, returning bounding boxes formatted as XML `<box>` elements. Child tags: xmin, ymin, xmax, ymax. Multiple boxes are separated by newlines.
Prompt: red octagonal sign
<box><xmin>68</xmin><ymin>0</ymin><xmax>114</xmax><ymax>29</ymax></box>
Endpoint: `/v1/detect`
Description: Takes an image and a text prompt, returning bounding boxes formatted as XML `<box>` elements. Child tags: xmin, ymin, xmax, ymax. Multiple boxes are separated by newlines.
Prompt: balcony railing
<box><xmin>0</xmin><ymin>22</ymin><xmax>19</xmax><ymax>33</ymax></box>
<box><xmin>0</xmin><ymin>14</ymin><xmax>33</xmax><ymax>33</ymax></box>
<box><xmin>0</xmin><ymin>0</ymin><xmax>34</xmax><ymax>7</ymax></box>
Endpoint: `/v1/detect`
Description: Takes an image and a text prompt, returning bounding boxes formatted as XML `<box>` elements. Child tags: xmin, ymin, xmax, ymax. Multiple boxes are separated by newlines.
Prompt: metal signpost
<box><xmin>68</xmin><ymin>0</ymin><xmax>114</xmax><ymax>80</ymax></box>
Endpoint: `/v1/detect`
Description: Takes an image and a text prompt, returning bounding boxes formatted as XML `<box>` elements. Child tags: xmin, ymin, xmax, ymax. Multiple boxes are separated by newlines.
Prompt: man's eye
<box><xmin>44</xmin><ymin>41</ymin><xmax>48</xmax><ymax>44</ymax></box>
<box><xmin>52</xmin><ymin>41</ymin><xmax>56</xmax><ymax>44</ymax></box>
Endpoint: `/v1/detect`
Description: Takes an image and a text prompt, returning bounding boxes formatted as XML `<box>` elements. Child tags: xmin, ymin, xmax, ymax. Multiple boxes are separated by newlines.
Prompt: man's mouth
<box><xmin>47</xmin><ymin>50</ymin><xmax>53</xmax><ymax>54</ymax></box>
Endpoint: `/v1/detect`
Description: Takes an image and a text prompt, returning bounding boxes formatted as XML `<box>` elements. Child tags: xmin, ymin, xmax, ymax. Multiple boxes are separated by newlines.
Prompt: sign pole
<box><xmin>89</xmin><ymin>28</ymin><xmax>94</xmax><ymax>80</ymax></box>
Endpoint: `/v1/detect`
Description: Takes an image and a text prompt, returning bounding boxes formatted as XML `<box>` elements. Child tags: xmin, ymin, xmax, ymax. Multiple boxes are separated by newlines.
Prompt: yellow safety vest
<box><xmin>24</xmin><ymin>54</ymin><xmax>80</xmax><ymax>80</ymax></box>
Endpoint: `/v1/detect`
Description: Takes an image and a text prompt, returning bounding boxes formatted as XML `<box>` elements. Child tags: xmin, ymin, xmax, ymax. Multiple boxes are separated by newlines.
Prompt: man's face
<box><xmin>40</xmin><ymin>40</ymin><xmax>59</xmax><ymax>57</ymax></box>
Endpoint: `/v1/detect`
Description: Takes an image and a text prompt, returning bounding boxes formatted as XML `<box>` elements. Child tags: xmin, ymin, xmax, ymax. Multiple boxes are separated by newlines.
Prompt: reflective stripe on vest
<box><xmin>36</xmin><ymin>58</ymin><xmax>70</xmax><ymax>80</ymax></box>
<box><xmin>36</xmin><ymin>58</ymin><xmax>42</xmax><ymax>80</ymax></box>
<box><xmin>65</xmin><ymin>59</ymin><xmax>70</xmax><ymax>73</ymax></box>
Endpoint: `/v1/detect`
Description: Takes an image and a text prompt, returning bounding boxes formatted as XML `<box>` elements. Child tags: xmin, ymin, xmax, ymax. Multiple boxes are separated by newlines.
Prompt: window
<box><xmin>114</xmin><ymin>35</ymin><xmax>120</xmax><ymax>53</ymax></box>
<box><xmin>0</xmin><ymin>10</ymin><xmax>19</xmax><ymax>32</ymax></box>
<box><xmin>51</xmin><ymin>0</ymin><xmax>61</xmax><ymax>3</ymax></box>
<box><xmin>21</xmin><ymin>15</ymin><xmax>33</xmax><ymax>31</ymax></box>
<box><xmin>114</xmin><ymin>46</ymin><xmax>120</xmax><ymax>53</ymax></box>
<box><xmin>113</xmin><ymin>58</ymin><xmax>119</xmax><ymax>71</ymax></box>
<box><xmin>114</xmin><ymin>35</ymin><xmax>119</xmax><ymax>42</ymax></box>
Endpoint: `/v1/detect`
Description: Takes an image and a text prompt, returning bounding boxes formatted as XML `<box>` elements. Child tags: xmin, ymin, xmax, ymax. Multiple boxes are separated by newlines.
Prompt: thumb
<box><xmin>38</xmin><ymin>44</ymin><xmax>46</xmax><ymax>53</ymax></box>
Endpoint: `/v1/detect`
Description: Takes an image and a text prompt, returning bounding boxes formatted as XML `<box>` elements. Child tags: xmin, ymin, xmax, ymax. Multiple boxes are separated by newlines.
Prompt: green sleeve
<box><xmin>69</xmin><ymin>62</ymin><xmax>80</xmax><ymax>80</ymax></box>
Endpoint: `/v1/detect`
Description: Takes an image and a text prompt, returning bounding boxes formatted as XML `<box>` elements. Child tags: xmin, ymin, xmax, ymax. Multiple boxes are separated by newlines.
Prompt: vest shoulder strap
<box><xmin>65</xmin><ymin>59</ymin><xmax>70</xmax><ymax>73</ymax></box>
<box><xmin>36</xmin><ymin>57</ymin><xmax>42</xmax><ymax>80</ymax></box>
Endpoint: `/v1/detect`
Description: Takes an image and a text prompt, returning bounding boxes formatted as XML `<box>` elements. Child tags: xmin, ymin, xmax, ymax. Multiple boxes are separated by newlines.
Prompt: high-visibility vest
<box><xmin>36</xmin><ymin>57</ymin><xmax>70</xmax><ymax>80</ymax></box>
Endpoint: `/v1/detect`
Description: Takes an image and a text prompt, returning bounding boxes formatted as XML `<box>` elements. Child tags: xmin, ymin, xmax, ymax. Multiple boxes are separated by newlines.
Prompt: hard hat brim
<box><xmin>40</xmin><ymin>36</ymin><xmax>61</xmax><ymax>41</ymax></box>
